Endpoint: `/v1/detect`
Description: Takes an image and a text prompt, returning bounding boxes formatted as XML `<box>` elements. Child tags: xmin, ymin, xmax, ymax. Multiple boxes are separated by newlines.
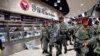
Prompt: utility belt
<box><xmin>94</xmin><ymin>32</ymin><xmax>100</xmax><ymax>35</ymax></box>
<box><xmin>74</xmin><ymin>37</ymin><xmax>89</xmax><ymax>49</ymax></box>
<box><xmin>59</xmin><ymin>30</ymin><xmax>65</xmax><ymax>34</ymax></box>
<box><xmin>59</xmin><ymin>34</ymin><xmax>66</xmax><ymax>39</ymax></box>
<box><xmin>74</xmin><ymin>38</ymin><xmax>89</xmax><ymax>48</ymax></box>
<box><xmin>77</xmin><ymin>38</ymin><xmax>89</xmax><ymax>41</ymax></box>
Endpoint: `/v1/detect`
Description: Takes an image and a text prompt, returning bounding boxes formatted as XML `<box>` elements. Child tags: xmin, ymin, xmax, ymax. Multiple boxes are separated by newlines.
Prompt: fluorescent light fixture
<box><xmin>54</xmin><ymin>2</ymin><xmax>57</xmax><ymax>6</ymax></box>
<box><xmin>59</xmin><ymin>7</ymin><xmax>62</xmax><ymax>10</ymax></box>
<box><xmin>82</xmin><ymin>13</ymin><xmax>85</xmax><ymax>17</ymax></box>
<box><xmin>80</xmin><ymin>4</ymin><xmax>84</xmax><ymax>6</ymax></box>
<box><xmin>57</xmin><ymin>0</ymin><xmax>61</xmax><ymax>3</ymax></box>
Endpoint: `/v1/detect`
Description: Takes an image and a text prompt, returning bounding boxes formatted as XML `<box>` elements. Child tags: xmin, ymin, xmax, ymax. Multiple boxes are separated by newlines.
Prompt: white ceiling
<box><xmin>66</xmin><ymin>0</ymin><xmax>99</xmax><ymax>17</ymax></box>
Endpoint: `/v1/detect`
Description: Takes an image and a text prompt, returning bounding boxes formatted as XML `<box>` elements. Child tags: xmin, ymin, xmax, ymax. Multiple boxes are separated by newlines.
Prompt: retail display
<box><xmin>0</xmin><ymin>12</ymin><xmax>43</xmax><ymax>42</ymax></box>
<box><xmin>10</xmin><ymin>14</ymin><xmax>21</xmax><ymax>22</ymax></box>
<box><xmin>33</xmin><ymin>26</ymin><xmax>42</xmax><ymax>37</ymax></box>
<box><xmin>9</xmin><ymin>32</ymin><xmax>22</xmax><ymax>40</ymax></box>
<box><xmin>23</xmin><ymin>27</ymin><xmax>34</xmax><ymax>38</ymax></box>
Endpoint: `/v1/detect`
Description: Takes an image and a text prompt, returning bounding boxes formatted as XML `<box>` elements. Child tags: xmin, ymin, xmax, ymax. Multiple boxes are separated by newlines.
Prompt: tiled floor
<box><xmin>10</xmin><ymin>44</ymin><xmax>76</xmax><ymax>56</ymax></box>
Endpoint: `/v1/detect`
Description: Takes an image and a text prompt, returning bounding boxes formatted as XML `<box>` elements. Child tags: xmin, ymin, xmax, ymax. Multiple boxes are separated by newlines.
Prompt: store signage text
<box><xmin>32</xmin><ymin>4</ymin><xmax>55</xmax><ymax>17</ymax></box>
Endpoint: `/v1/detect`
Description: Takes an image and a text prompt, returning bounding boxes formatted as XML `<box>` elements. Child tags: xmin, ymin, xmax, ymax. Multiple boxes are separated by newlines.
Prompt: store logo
<box><xmin>20</xmin><ymin>0</ymin><xmax>29</xmax><ymax>11</ymax></box>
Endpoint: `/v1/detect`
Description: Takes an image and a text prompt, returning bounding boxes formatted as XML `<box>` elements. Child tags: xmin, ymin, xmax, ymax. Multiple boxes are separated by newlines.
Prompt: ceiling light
<box><xmin>80</xmin><ymin>4</ymin><xmax>84</xmax><ymax>6</ymax></box>
<box><xmin>82</xmin><ymin>13</ymin><xmax>85</xmax><ymax>17</ymax></box>
<box><xmin>54</xmin><ymin>3</ymin><xmax>57</xmax><ymax>6</ymax></box>
<box><xmin>57</xmin><ymin>0</ymin><xmax>61</xmax><ymax>3</ymax></box>
<box><xmin>59</xmin><ymin>7</ymin><xmax>62</xmax><ymax>10</ymax></box>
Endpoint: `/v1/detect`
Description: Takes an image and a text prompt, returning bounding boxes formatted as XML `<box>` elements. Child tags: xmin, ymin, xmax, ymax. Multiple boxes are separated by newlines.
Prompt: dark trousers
<box><xmin>95</xmin><ymin>53</ymin><xmax>100</xmax><ymax>56</ymax></box>
<box><xmin>86</xmin><ymin>44</ymin><xmax>95</xmax><ymax>56</ymax></box>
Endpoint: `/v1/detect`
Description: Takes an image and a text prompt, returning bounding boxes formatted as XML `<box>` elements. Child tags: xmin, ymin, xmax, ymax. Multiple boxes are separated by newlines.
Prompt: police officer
<box><xmin>75</xmin><ymin>17</ymin><xmax>92</xmax><ymax>56</ymax></box>
<box><xmin>47</xmin><ymin>23</ymin><xmax>55</xmax><ymax>56</ymax></box>
<box><xmin>84</xmin><ymin>4</ymin><xmax>100</xmax><ymax>56</ymax></box>
<box><xmin>47</xmin><ymin>22</ymin><xmax>61</xmax><ymax>56</ymax></box>
<box><xmin>67</xmin><ymin>23</ymin><xmax>74</xmax><ymax>45</ymax></box>
<box><xmin>40</xmin><ymin>20</ymin><xmax>49</xmax><ymax>54</ymax></box>
<box><xmin>59</xmin><ymin>22</ymin><xmax>67</xmax><ymax>54</ymax></box>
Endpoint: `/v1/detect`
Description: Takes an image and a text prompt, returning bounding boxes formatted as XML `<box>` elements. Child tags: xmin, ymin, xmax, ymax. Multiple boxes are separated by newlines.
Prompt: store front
<box><xmin>0</xmin><ymin>0</ymin><xmax>63</xmax><ymax>56</ymax></box>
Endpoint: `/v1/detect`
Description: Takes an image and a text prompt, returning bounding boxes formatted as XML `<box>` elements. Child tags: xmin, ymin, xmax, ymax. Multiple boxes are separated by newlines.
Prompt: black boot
<box><xmin>56</xmin><ymin>53</ymin><xmax>60</xmax><ymax>56</ymax></box>
<box><xmin>49</xmin><ymin>46</ymin><xmax>53</xmax><ymax>53</ymax></box>
<box><xmin>64</xmin><ymin>49</ymin><xmax>67</xmax><ymax>54</ymax></box>
<box><xmin>59</xmin><ymin>51</ymin><xmax>62</xmax><ymax>54</ymax></box>
<box><xmin>70</xmin><ymin>43</ymin><xmax>73</xmax><ymax>45</ymax></box>
<box><xmin>56</xmin><ymin>54</ymin><xmax>59</xmax><ymax>56</ymax></box>
<box><xmin>1</xmin><ymin>47</ymin><xmax>5</xmax><ymax>50</ymax></box>
<box><xmin>43</xmin><ymin>50</ymin><xmax>49</xmax><ymax>54</ymax></box>
<box><xmin>46</xmin><ymin>54</ymin><xmax>52</xmax><ymax>56</ymax></box>
<box><xmin>45</xmin><ymin>50</ymin><xmax>49</xmax><ymax>53</ymax></box>
<box><xmin>63</xmin><ymin>45</ymin><xmax>67</xmax><ymax>54</ymax></box>
<box><xmin>42</xmin><ymin>50</ymin><xmax>45</xmax><ymax>54</ymax></box>
<box><xmin>70</xmin><ymin>40</ymin><xmax>73</xmax><ymax>45</ymax></box>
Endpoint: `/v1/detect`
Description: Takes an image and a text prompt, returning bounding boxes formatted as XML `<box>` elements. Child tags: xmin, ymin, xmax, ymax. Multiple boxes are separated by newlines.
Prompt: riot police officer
<box><xmin>67</xmin><ymin>21</ymin><xmax>75</xmax><ymax>45</ymax></box>
<box><xmin>40</xmin><ymin>20</ymin><xmax>49</xmax><ymax>54</ymax></box>
<box><xmin>59</xmin><ymin>22</ymin><xmax>67</xmax><ymax>54</ymax></box>
<box><xmin>47</xmin><ymin>22</ymin><xmax>61</xmax><ymax>56</ymax></box>
<box><xmin>84</xmin><ymin>4</ymin><xmax>100</xmax><ymax>56</ymax></box>
<box><xmin>75</xmin><ymin>17</ymin><xmax>92</xmax><ymax>56</ymax></box>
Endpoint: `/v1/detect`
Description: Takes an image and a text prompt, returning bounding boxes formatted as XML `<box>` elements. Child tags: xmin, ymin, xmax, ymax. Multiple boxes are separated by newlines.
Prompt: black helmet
<box><xmin>95</xmin><ymin>3</ymin><xmax>100</xmax><ymax>12</ymax></box>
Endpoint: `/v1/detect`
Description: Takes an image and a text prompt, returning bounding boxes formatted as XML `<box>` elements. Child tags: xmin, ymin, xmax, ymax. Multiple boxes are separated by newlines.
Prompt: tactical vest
<box><xmin>42</xmin><ymin>28</ymin><xmax>48</xmax><ymax>38</ymax></box>
<box><xmin>59</xmin><ymin>22</ymin><xmax>66</xmax><ymax>35</ymax></box>
<box><xmin>76</xmin><ymin>26</ymin><xmax>90</xmax><ymax>43</ymax></box>
<box><xmin>94</xmin><ymin>24</ymin><xmax>100</xmax><ymax>54</ymax></box>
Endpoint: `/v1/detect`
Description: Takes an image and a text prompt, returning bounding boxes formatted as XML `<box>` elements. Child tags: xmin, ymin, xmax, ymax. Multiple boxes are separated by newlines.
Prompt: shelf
<box><xmin>24</xmin><ymin>31</ymin><xmax>33</xmax><ymax>32</ymax></box>
<box><xmin>9</xmin><ymin>31</ymin><xmax>23</xmax><ymax>33</ymax></box>
<box><xmin>0</xmin><ymin>20</ymin><xmax>42</xmax><ymax>26</ymax></box>
<box><xmin>0</xmin><ymin>19</ymin><xmax>42</xmax><ymax>42</ymax></box>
